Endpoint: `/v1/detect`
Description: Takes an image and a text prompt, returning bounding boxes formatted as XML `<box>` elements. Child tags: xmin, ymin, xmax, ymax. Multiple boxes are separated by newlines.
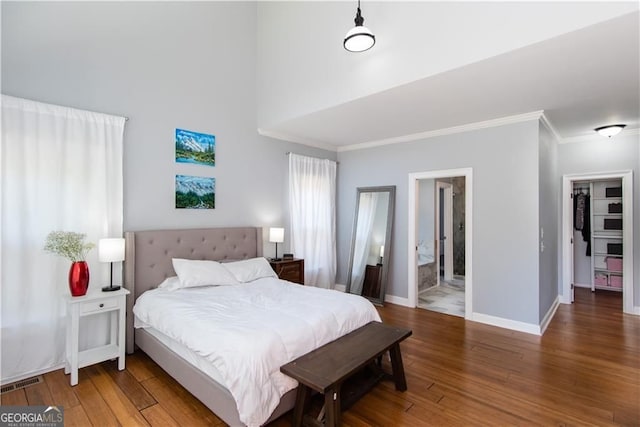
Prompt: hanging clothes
<box><xmin>574</xmin><ymin>192</ymin><xmax>586</xmax><ymax>230</ymax></box>
<box><xmin>582</xmin><ymin>194</ymin><xmax>591</xmax><ymax>256</ymax></box>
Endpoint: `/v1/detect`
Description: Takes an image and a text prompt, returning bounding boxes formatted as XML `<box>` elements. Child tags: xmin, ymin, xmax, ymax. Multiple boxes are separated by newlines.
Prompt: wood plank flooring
<box><xmin>1</xmin><ymin>287</ymin><xmax>638</xmax><ymax>426</ymax></box>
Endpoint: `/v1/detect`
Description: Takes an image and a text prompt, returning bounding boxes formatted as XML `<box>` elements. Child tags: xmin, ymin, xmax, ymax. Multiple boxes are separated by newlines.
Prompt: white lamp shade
<box><xmin>99</xmin><ymin>238</ymin><xmax>125</xmax><ymax>263</ymax></box>
<box><xmin>380</xmin><ymin>245</ymin><xmax>385</xmax><ymax>257</ymax></box>
<box><xmin>344</xmin><ymin>26</ymin><xmax>375</xmax><ymax>52</ymax></box>
<box><xmin>269</xmin><ymin>227</ymin><xmax>284</xmax><ymax>243</ymax></box>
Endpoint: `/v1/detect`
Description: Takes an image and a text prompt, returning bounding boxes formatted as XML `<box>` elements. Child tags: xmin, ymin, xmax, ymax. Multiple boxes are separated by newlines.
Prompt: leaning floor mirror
<box><xmin>346</xmin><ymin>186</ymin><xmax>395</xmax><ymax>305</ymax></box>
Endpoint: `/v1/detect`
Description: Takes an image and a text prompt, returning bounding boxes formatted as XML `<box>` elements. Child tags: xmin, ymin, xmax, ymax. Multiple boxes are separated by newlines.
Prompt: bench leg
<box><xmin>389</xmin><ymin>343</ymin><xmax>407</xmax><ymax>391</ymax></box>
<box><xmin>292</xmin><ymin>384</ymin><xmax>309</xmax><ymax>427</ymax></box>
<box><xmin>324</xmin><ymin>386</ymin><xmax>341</xmax><ymax>427</ymax></box>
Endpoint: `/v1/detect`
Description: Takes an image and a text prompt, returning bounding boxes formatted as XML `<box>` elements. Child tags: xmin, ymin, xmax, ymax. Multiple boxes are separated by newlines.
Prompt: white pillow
<box><xmin>222</xmin><ymin>257</ymin><xmax>278</xmax><ymax>283</ymax></box>
<box><xmin>157</xmin><ymin>276</ymin><xmax>181</xmax><ymax>290</ymax></box>
<box><xmin>172</xmin><ymin>258</ymin><xmax>240</xmax><ymax>288</ymax></box>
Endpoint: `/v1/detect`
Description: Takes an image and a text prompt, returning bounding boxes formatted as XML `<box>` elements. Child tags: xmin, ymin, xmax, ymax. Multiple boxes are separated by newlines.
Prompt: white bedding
<box><xmin>138</xmin><ymin>323</ymin><xmax>226</xmax><ymax>386</ymax></box>
<box><xmin>133</xmin><ymin>277</ymin><xmax>381</xmax><ymax>427</ymax></box>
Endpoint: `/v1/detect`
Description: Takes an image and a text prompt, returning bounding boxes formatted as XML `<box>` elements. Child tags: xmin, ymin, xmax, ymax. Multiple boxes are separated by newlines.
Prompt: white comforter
<box><xmin>133</xmin><ymin>277</ymin><xmax>381</xmax><ymax>427</ymax></box>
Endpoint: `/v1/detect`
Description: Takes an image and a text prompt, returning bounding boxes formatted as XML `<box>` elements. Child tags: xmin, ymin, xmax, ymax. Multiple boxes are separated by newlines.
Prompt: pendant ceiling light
<box><xmin>344</xmin><ymin>0</ymin><xmax>375</xmax><ymax>52</ymax></box>
<box><xmin>594</xmin><ymin>124</ymin><xmax>626</xmax><ymax>138</ymax></box>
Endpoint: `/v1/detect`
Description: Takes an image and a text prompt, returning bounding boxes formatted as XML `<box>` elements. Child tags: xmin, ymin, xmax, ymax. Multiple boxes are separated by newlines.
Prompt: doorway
<box><xmin>561</xmin><ymin>171</ymin><xmax>635</xmax><ymax>315</ymax></box>
<box><xmin>408</xmin><ymin>168</ymin><xmax>473</xmax><ymax>319</ymax></box>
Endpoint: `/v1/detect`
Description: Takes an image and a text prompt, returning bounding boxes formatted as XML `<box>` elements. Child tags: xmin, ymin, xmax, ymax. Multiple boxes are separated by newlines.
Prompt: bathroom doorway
<box><xmin>408</xmin><ymin>169</ymin><xmax>472</xmax><ymax>318</ymax></box>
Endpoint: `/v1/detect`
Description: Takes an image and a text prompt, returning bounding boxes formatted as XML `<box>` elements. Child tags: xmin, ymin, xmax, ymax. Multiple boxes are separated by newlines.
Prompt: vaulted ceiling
<box><xmin>259</xmin><ymin>9</ymin><xmax>639</xmax><ymax>151</ymax></box>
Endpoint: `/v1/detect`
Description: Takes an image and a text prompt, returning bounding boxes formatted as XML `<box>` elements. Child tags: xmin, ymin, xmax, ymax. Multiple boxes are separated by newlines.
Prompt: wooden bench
<box><xmin>280</xmin><ymin>321</ymin><xmax>412</xmax><ymax>427</ymax></box>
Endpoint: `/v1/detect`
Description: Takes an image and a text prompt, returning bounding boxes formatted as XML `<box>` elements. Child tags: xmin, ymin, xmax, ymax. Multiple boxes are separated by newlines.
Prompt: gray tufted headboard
<box><xmin>123</xmin><ymin>227</ymin><xmax>263</xmax><ymax>353</ymax></box>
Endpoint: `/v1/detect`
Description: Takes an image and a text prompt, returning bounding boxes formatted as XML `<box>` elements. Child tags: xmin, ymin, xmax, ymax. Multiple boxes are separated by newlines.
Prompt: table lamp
<box><xmin>269</xmin><ymin>227</ymin><xmax>284</xmax><ymax>261</ymax></box>
<box><xmin>99</xmin><ymin>238</ymin><xmax>125</xmax><ymax>292</ymax></box>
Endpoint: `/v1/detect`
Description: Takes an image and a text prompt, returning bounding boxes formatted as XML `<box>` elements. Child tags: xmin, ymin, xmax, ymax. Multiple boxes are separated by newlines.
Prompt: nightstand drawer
<box><xmin>80</xmin><ymin>298</ymin><xmax>118</xmax><ymax>314</ymax></box>
<box><xmin>279</xmin><ymin>264</ymin><xmax>302</xmax><ymax>282</ymax></box>
<box><xmin>270</xmin><ymin>258</ymin><xmax>304</xmax><ymax>285</ymax></box>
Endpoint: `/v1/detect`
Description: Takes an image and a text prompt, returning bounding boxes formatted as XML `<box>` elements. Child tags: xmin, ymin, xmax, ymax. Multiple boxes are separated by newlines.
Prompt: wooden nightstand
<box><xmin>270</xmin><ymin>258</ymin><xmax>304</xmax><ymax>285</ymax></box>
<box><xmin>64</xmin><ymin>288</ymin><xmax>129</xmax><ymax>386</ymax></box>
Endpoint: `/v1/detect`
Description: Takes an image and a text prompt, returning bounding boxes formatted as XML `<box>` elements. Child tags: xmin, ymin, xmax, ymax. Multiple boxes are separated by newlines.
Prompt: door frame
<box><xmin>561</xmin><ymin>171</ymin><xmax>636</xmax><ymax>314</ymax></box>
<box><xmin>435</xmin><ymin>181</ymin><xmax>454</xmax><ymax>283</ymax></box>
<box><xmin>408</xmin><ymin>168</ymin><xmax>473</xmax><ymax>318</ymax></box>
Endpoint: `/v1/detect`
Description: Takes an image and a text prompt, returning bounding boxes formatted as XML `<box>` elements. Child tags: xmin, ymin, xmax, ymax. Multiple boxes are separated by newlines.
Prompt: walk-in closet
<box><xmin>573</xmin><ymin>179</ymin><xmax>624</xmax><ymax>293</ymax></box>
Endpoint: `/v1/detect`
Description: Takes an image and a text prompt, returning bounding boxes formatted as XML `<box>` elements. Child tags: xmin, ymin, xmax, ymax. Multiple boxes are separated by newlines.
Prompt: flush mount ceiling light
<box><xmin>344</xmin><ymin>0</ymin><xmax>375</xmax><ymax>52</ymax></box>
<box><xmin>594</xmin><ymin>124</ymin><xmax>626</xmax><ymax>138</ymax></box>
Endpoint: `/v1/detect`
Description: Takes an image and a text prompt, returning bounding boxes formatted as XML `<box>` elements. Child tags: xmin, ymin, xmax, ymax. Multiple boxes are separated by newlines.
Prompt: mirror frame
<box><xmin>345</xmin><ymin>185</ymin><xmax>395</xmax><ymax>306</ymax></box>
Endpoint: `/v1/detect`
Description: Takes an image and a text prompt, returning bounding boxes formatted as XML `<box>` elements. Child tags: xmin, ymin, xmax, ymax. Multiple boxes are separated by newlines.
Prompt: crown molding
<box><xmin>261</xmin><ymin>111</ymin><xmax>637</xmax><ymax>152</ymax></box>
<box><xmin>337</xmin><ymin>110</ymin><xmax>545</xmax><ymax>152</ymax></box>
<box><xmin>539</xmin><ymin>113</ymin><xmax>562</xmax><ymax>142</ymax></box>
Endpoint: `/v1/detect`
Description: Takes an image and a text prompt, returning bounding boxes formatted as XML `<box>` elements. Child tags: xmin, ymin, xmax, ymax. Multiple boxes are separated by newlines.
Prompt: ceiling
<box><xmin>262</xmin><ymin>11</ymin><xmax>639</xmax><ymax>151</ymax></box>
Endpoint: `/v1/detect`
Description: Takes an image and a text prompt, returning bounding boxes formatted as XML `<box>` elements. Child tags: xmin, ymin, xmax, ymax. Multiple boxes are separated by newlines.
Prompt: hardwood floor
<box><xmin>2</xmin><ymin>288</ymin><xmax>638</xmax><ymax>426</ymax></box>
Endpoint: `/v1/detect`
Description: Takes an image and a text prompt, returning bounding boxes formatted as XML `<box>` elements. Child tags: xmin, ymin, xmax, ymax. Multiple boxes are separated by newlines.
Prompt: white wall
<box><xmin>337</xmin><ymin>120</ymin><xmax>541</xmax><ymax>324</ymax></box>
<box><xmin>256</xmin><ymin>1</ymin><xmax>637</xmax><ymax>130</ymax></box>
<box><xmin>1</xmin><ymin>2</ymin><xmax>335</xmax><ymax>256</ymax></box>
<box><xmin>557</xmin><ymin>134</ymin><xmax>640</xmax><ymax>307</ymax></box>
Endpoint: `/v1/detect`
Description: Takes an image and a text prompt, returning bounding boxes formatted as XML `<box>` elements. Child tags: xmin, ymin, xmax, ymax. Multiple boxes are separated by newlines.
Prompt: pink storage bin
<box><xmin>610</xmin><ymin>275</ymin><xmax>623</xmax><ymax>288</ymax></box>
<box><xmin>594</xmin><ymin>273</ymin><xmax>608</xmax><ymax>287</ymax></box>
<box><xmin>606</xmin><ymin>257</ymin><xmax>623</xmax><ymax>272</ymax></box>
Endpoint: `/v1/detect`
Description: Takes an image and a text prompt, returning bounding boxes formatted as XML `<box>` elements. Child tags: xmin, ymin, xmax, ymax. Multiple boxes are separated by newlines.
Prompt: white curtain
<box><xmin>349</xmin><ymin>193</ymin><xmax>379</xmax><ymax>295</ymax></box>
<box><xmin>1</xmin><ymin>95</ymin><xmax>124</xmax><ymax>383</ymax></box>
<box><xmin>288</xmin><ymin>154</ymin><xmax>336</xmax><ymax>289</ymax></box>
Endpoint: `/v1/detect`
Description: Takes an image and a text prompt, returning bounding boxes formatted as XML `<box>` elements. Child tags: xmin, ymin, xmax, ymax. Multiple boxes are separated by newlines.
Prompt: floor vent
<box><xmin>1</xmin><ymin>376</ymin><xmax>44</xmax><ymax>394</ymax></box>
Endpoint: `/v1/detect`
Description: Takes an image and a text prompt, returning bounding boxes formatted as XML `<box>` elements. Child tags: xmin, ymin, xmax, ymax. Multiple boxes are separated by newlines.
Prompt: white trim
<box><xmin>539</xmin><ymin>113</ymin><xmax>562</xmax><ymax>142</ymax></box>
<box><xmin>339</xmin><ymin>111</ymin><xmax>544</xmax><ymax>152</ymax></box>
<box><xmin>408</xmin><ymin>168</ymin><xmax>473</xmax><ymax>320</ymax></box>
<box><xmin>539</xmin><ymin>297</ymin><xmax>560</xmax><ymax>335</ymax></box>
<box><xmin>260</xmin><ymin>113</ymin><xmax>637</xmax><ymax>152</ymax></box>
<box><xmin>384</xmin><ymin>294</ymin><xmax>412</xmax><ymax>307</ymax></box>
<box><xmin>559</xmin><ymin>128</ymin><xmax>640</xmax><ymax>145</ymax></box>
<box><xmin>334</xmin><ymin>284</ymin><xmax>346</xmax><ymax>292</ymax></box>
<box><xmin>0</xmin><ymin>363</ymin><xmax>65</xmax><ymax>386</ymax></box>
<box><xmin>257</xmin><ymin>128</ymin><xmax>338</xmax><ymax>152</ymax></box>
<box><xmin>561</xmin><ymin>171</ymin><xmax>635</xmax><ymax>315</ymax></box>
<box><xmin>470</xmin><ymin>312</ymin><xmax>541</xmax><ymax>336</ymax></box>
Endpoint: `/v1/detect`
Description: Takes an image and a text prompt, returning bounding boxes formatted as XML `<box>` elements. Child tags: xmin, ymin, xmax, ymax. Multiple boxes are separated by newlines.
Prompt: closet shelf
<box><xmin>594</xmin><ymin>268</ymin><xmax>623</xmax><ymax>274</ymax></box>
<box><xmin>593</xmin><ymin>252</ymin><xmax>622</xmax><ymax>257</ymax></box>
<box><xmin>592</xmin><ymin>233</ymin><xmax>622</xmax><ymax>239</ymax></box>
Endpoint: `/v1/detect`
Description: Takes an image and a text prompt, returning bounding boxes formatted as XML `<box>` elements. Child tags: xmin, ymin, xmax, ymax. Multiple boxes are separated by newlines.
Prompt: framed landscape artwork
<box><xmin>175</xmin><ymin>174</ymin><xmax>215</xmax><ymax>209</ymax></box>
<box><xmin>175</xmin><ymin>128</ymin><xmax>215</xmax><ymax>167</ymax></box>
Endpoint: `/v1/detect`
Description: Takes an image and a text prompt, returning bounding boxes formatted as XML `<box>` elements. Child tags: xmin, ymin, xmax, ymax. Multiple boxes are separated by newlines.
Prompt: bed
<box><xmin>123</xmin><ymin>227</ymin><xmax>380</xmax><ymax>426</ymax></box>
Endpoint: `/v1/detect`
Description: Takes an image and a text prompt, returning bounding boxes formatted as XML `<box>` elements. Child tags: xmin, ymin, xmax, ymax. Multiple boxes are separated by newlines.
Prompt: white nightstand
<box><xmin>64</xmin><ymin>288</ymin><xmax>129</xmax><ymax>386</ymax></box>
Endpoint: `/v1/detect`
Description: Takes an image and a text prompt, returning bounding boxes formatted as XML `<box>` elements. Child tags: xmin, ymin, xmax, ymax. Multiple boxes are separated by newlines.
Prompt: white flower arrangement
<box><xmin>44</xmin><ymin>231</ymin><xmax>95</xmax><ymax>262</ymax></box>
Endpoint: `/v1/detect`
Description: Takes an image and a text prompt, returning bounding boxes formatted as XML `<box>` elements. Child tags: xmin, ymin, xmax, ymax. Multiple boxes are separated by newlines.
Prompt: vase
<box><xmin>69</xmin><ymin>261</ymin><xmax>89</xmax><ymax>296</ymax></box>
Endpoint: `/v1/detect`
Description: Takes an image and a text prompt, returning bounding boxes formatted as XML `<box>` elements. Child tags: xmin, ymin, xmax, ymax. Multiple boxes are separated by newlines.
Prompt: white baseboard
<box><xmin>630</xmin><ymin>305</ymin><xmax>640</xmax><ymax>315</ymax></box>
<box><xmin>384</xmin><ymin>294</ymin><xmax>412</xmax><ymax>307</ymax></box>
<box><xmin>470</xmin><ymin>312</ymin><xmax>541</xmax><ymax>336</ymax></box>
<box><xmin>334</xmin><ymin>284</ymin><xmax>346</xmax><ymax>292</ymax></box>
<box><xmin>574</xmin><ymin>282</ymin><xmax>591</xmax><ymax>288</ymax></box>
<box><xmin>539</xmin><ymin>297</ymin><xmax>560</xmax><ymax>335</ymax></box>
